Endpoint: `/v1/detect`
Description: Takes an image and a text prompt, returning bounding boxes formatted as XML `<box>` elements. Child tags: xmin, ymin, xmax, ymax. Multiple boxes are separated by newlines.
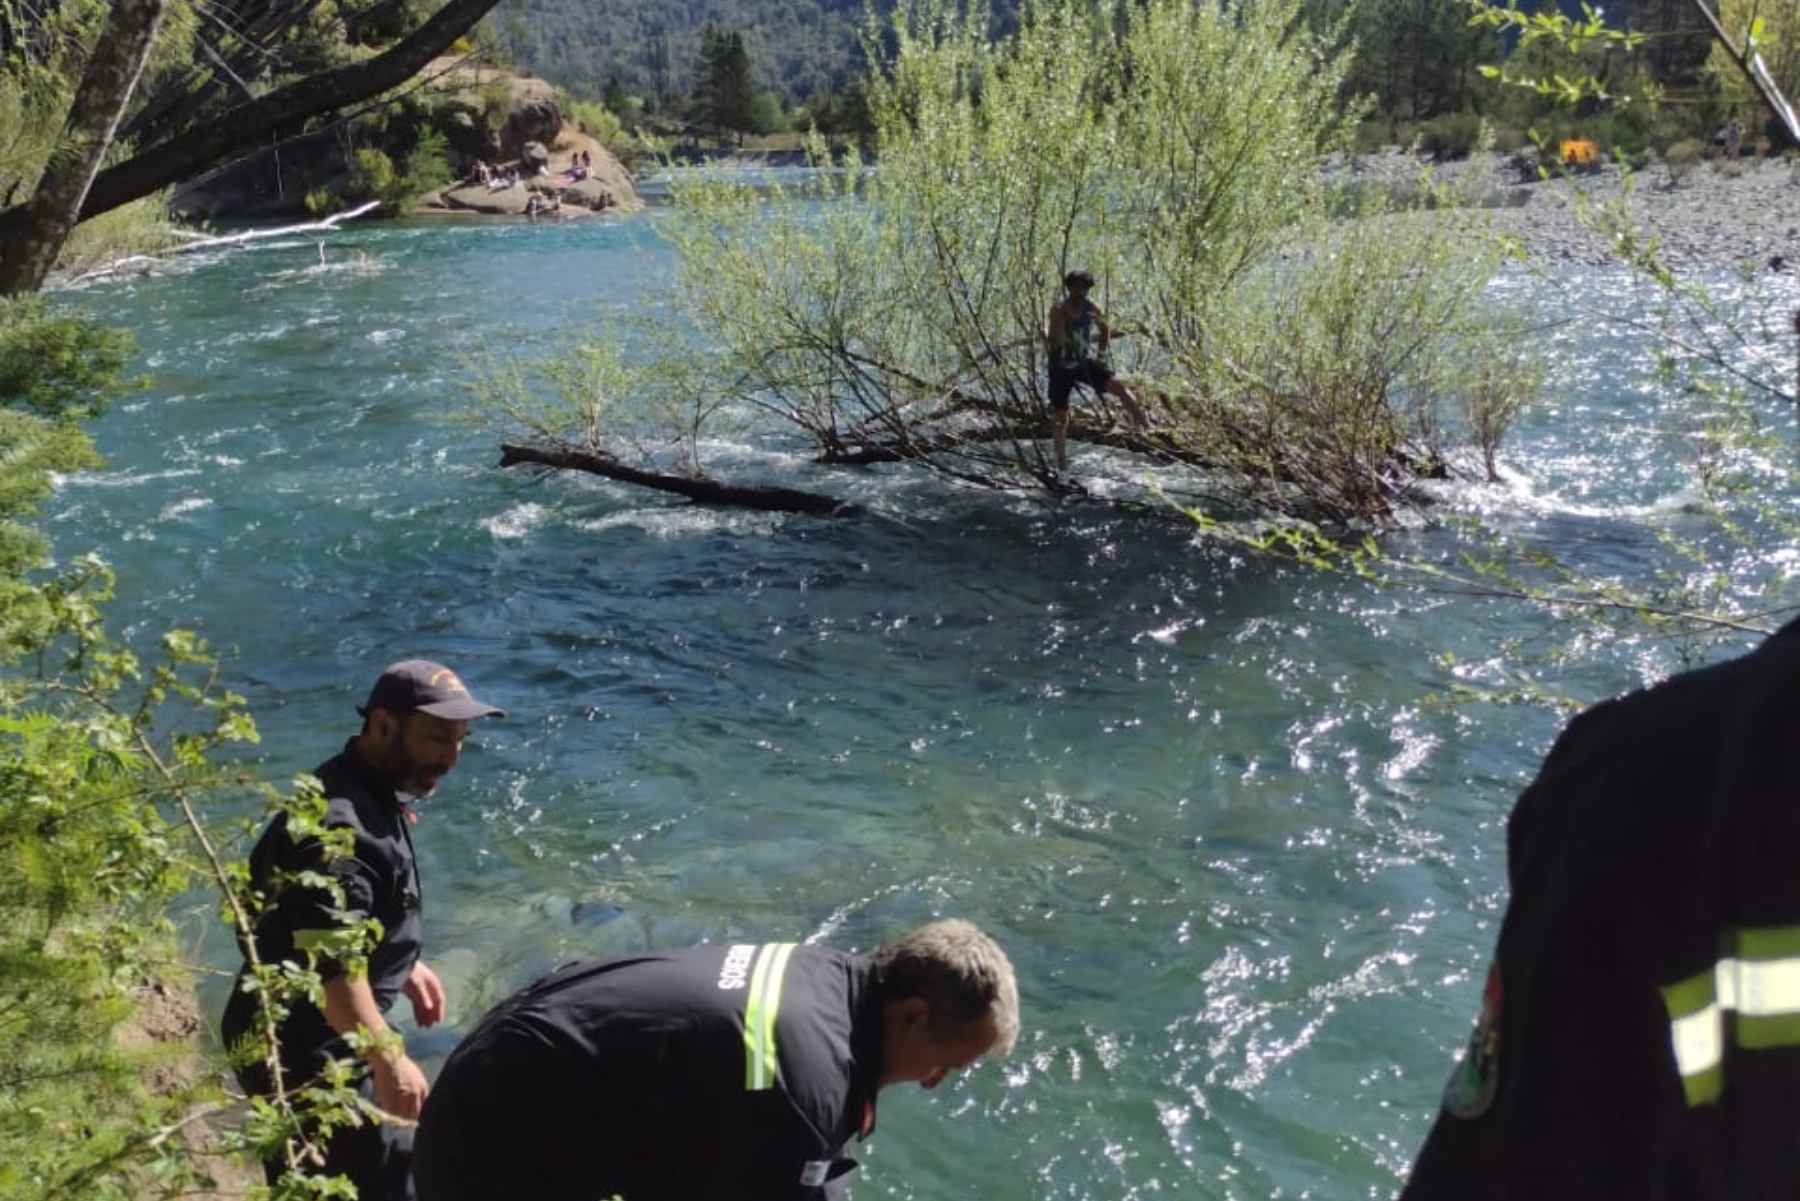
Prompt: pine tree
<box><xmin>693</xmin><ymin>22</ymin><xmax>758</xmax><ymax>146</ymax></box>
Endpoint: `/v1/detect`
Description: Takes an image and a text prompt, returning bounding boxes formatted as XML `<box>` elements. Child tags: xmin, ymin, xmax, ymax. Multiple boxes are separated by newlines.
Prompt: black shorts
<box><xmin>1048</xmin><ymin>359</ymin><xmax>1114</xmax><ymax>411</ymax></box>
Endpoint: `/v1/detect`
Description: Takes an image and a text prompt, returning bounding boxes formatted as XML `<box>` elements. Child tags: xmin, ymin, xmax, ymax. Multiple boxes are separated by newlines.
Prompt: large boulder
<box><xmin>519</xmin><ymin>139</ymin><xmax>551</xmax><ymax>177</ymax></box>
<box><xmin>502</xmin><ymin>100</ymin><xmax>563</xmax><ymax>162</ymax></box>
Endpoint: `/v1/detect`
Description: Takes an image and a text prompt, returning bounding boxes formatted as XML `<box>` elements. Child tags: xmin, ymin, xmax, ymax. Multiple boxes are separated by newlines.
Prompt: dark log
<box><xmin>498</xmin><ymin>443</ymin><xmax>860</xmax><ymax>516</ymax></box>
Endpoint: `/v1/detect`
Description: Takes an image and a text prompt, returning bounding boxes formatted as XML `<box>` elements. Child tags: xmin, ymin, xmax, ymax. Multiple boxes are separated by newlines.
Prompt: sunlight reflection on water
<box><xmin>46</xmin><ymin>223</ymin><xmax>1800</xmax><ymax>1200</ymax></box>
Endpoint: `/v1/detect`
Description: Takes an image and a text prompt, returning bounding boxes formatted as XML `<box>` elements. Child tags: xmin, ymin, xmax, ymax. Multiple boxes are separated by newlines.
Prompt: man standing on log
<box><xmin>1046</xmin><ymin>268</ymin><xmax>1148</xmax><ymax>472</ymax></box>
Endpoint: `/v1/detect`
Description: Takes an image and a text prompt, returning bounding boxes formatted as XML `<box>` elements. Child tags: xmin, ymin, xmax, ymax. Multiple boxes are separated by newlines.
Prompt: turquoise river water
<box><xmin>43</xmin><ymin>206</ymin><xmax>1800</xmax><ymax>1200</ymax></box>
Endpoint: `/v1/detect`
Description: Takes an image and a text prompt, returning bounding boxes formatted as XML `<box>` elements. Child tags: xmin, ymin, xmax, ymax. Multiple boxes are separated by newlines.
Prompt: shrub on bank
<box><xmin>1665</xmin><ymin>138</ymin><xmax>1707</xmax><ymax>186</ymax></box>
<box><xmin>1416</xmin><ymin>112</ymin><xmax>1484</xmax><ymax>159</ymax></box>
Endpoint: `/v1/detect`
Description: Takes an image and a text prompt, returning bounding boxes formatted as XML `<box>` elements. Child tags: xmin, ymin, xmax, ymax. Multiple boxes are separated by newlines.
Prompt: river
<box><xmin>44</xmin><ymin>207</ymin><xmax>1800</xmax><ymax>1200</ymax></box>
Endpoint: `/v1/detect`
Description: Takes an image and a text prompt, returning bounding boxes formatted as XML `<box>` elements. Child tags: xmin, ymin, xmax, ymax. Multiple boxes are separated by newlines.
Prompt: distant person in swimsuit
<box><xmin>1045</xmin><ymin>269</ymin><xmax>1148</xmax><ymax>471</ymax></box>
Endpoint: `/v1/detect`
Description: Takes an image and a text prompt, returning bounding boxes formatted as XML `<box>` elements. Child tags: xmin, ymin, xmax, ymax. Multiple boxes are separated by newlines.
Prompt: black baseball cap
<box><xmin>358</xmin><ymin>659</ymin><xmax>505</xmax><ymax>720</ymax></box>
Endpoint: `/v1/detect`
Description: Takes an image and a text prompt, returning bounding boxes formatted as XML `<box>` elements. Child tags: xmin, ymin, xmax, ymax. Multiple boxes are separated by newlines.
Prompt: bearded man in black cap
<box><xmin>222</xmin><ymin>659</ymin><xmax>503</xmax><ymax>1200</ymax></box>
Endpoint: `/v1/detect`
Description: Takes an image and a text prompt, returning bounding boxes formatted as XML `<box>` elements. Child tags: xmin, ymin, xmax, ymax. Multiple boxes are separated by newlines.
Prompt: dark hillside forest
<box><xmin>506</xmin><ymin>0</ymin><xmax>1705</xmax><ymax>112</ymax></box>
<box><xmin>508</xmin><ymin>0</ymin><xmax>881</xmax><ymax>107</ymax></box>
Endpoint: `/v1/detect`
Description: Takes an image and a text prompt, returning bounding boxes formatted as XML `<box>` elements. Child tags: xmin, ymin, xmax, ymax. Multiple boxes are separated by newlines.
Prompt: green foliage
<box><xmin>1708</xmin><ymin>0</ymin><xmax>1800</xmax><ymax>133</ymax></box>
<box><xmin>803</xmin><ymin>80</ymin><xmax>876</xmax><ymax>146</ymax></box>
<box><xmin>0</xmin><ymin>280</ymin><xmax>386</xmax><ymax>1201</ymax></box>
<box><xmin>1415</xmin><ymin>112</ymin><xmax>1487</xmax><ymax>158</ymax></box>
<box><xmin>0</xmin><ymin>563</ymin><xmax>261</xmax><ymax>1201</ymax></box>
<box><xmin>0</xmin><ymin>554</ymin><xmax>396</xmax><ymax>1200</ymax></box>
<box><xmin>748</xmin><ymin>90</ymin><xmax>788</xmax><ymax>137</ymax></box>
<box><xmin>0</xmin><ymin>297</ymin><xmax>135</xmax><ymax>601</ymax></box>
<box><xmin>465</xmin><ymin>318</ymin><xmax>734</xmax><ymax>479</ymax></box>
<box><xmin>564</xmin><ymin>97</ymin><xmax>628</xmax><ymax>156</ymax></box>
<box><xmin>692</xmin><ymin>22</ymin><xmax>760</xmax><ymax>144</ymax></box>
<box><xmin>1185</xmin><ymin>184</ymin><xmax>1518</xmax><ymax>518</ymax></box>
<box><xmin>1211</xmin><ymin>0</ymin><xmax>1800</xmax><ymax>707</ymax></box>
<box><xmin>52</xmin><ymin>197</ymin><xmax>186</xmax><ymax>283</ymax></box>
<box><xmin>406</xmin><ymin>128</ymin><xmax>456</xmax><ymax>196</ymax></box>
<box><xmin>348</xmin><ymin>147</ymin><xmax>402</xmax><ymax>208</ymax></box>
<box><xmin>1452</xmin><ymin>327</ymin><xmax>1544</xmax><ymax>483</ymax></box>
<box><xmin>478</xmin><ymin>82</ymin><xmax>515</xmax><ymax>134</ymax></box>
<box><xmin>0</xmin><ymin>412</ymin><xmax>101</xmax><ymax>602</ymax></box>
<box><xmin>291</xmin><ymin>92</ymin><xmax>489</xmax><ymax>214</ymax></box>
<box><xmin>0</xmin><ymin>22</ymin><xmax>180</xmax><ymax>281</ymax></box>
<box><xmin>1579</xmin><ymin>98</ymin><xmax>1657</xmax><ymax>158</ymax></box>
<box><xmin>1340</xmin><ymin>0</ymin><xmax>1505</xmax><ymax>122</ymax></box>
<box><xmin>0</xmin><ymin>297</ymin><xmax>136</xmax><ymax>422</ymax></box>
<box><xmin>0</xmin><ymin>0</ymin><xmax>105</xmax><ymax>201</ymax></box>
<box><xmin>501</xmin><ymin>0</ymin><xmax>866</xmax><ymax>108</ymax></box>
<box><xmin>1457</xmin><ymin>0</ymin><xmax>1702</xmax><ymax>147</ymax></box>
<box><xmin>304</xmin><ymin>186</ymin><xmax>341</xmax><ymax>217</ymax></box>
<box><xmin>0</xmin><ymin>67</ymin><xmax>68</xmax><ymax>207</ymax></box>
<box><xmin>0</xmin><ymin>558</ymin><xmax>398</xmax><ymax>1201</ymax></box>
<box><xmin>1663</xmin><ymin>136</ymin><xmax>1706</xmax><ymax>188</ymax></box>
<box><xmin>345</xmin><ymin>0</ymin><xmax>433</xmax><ymax>46</ymax></box>
<box><xmin>602</xmin><ymin>77</ymin><xmax>633</xmax><ymax>120</ymax></box>
<box><xmin>1472</xmin><ymin>0</ymin><xmax>1651</xmax><ymax>101</ymax></box>
<box><xmin>596</xmin><ymin>0</ymin><xmax>1513</xmax><ymax>521</ymax></box>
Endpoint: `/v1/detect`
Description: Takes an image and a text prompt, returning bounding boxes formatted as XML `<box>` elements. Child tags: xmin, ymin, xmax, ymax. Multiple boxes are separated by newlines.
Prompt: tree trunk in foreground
<box><xmin>0</xmin><ymin>0</ymin><xmax>506</xmax><ymax>295</ymax></box>
<box><xmin>0</xmin><ymin>0</ymin><xmax>165</xmax><ymax>296</ymax></box>
<box><xmin>1690</xmin><ymin>0</ymin><xmax>1800</xmax><ymax>148</ymax></box>
<box><xmin>72</xmin><ymin>0</ymin><xmax>506</xmax><ymax>222</ymax></box>
<box><xmin>498</xmin><ymin>443</ymin><xmax>860</xmax><ymax>516</ymax></box>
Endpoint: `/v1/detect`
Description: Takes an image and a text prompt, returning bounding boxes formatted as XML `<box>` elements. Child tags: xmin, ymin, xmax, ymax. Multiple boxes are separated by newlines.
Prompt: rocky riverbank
<box><xmin>409</xmin><ymin>57</ymin><xmax>640</xmax><ymax>220</ymax></box>
<box><xmin>168</xmin><ymin>56</ymin><xmax>641</xmax><ymax>223</ymax></box>
<box><xmin>1345</xmin><ymin>149</ymin><xmax>1800</xmax><ymax>273</ymax></box>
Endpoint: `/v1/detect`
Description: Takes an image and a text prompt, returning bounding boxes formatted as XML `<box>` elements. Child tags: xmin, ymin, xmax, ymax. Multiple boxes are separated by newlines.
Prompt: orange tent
<box><xmin>1560</xmin><ymin>139</ymin><xmax>1599</xmax><ymax>167</ymax></box>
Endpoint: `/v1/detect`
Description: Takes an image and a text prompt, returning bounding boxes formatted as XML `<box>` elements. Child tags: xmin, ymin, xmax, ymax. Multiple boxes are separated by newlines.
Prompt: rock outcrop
<box><xmin>503</xmin><ymin>101</ymin><xmax>563</xmax><ymax>161</ymax></box>
<box><xmin>169</xmin><ymin>56</ymin><xmax>640</xmax><ymax>223</ymax></box>
<box><xmin>415</xmin><ymin>57</ymin><xmax>641</xmax><ymax>220</ymax></box>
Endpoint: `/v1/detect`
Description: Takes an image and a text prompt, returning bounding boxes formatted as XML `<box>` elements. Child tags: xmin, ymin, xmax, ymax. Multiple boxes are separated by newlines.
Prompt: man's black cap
<box><xmin>358</xmin><ymin>659</ymin><xmax>504</xmax><ymax>720</ymax></box>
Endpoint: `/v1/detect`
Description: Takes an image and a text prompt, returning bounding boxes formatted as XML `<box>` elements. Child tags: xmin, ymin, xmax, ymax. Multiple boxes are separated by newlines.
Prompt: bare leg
<box><xmin>1054</xmin><ymin>407</ymin><xmax>1071</xmax><ymax>470</ymax></box>
<box><xmin>1108</xmin><ymin>378</ymin><xmax>1149</xmax><ymax>430</ymax></box>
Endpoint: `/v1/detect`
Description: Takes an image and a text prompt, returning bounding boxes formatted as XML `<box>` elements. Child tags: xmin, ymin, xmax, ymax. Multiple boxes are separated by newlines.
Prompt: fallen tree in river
<box><xmin>497</xmin><ymin>442</ymin><xmax>861</xmax><ymax>516</ymax></box>
<box><xmin>483</xmin><ymin>0</ymin><xmax>1529</xmax><ymax>527</ymax></box>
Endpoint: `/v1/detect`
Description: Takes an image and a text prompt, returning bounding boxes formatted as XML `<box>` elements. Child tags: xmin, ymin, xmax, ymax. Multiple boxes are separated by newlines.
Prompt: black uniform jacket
<box><xmin>413</xmin><ymin>942</ymin><xmax>884</xmax><ymax>1201</ymax></box>
<box><xmin>222</xmin><ymin>740</ymin><xmax>423</xmax><ymax>1083</ymax></box>
<box><xmin>1403</xmin><ymin>619</ymin><xmax>1800</xmax><ymax>1199</ymax></box>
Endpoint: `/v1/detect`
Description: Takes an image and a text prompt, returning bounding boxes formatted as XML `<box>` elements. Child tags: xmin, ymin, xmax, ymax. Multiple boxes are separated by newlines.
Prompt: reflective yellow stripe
<box><xmin>1667</xmin><ymin>999</ymin><xmax>1725</xmax><ymax>1105</ymax></box>
<box><xmin>743</xmin><ymin>943</ymin><xmax>797</xmax><ymax>1091</ymax></box>
<box><xmin>1661</xmin><ymin>927</ymin><xmax>1800</xmax><ymax>1107</ymax></box>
